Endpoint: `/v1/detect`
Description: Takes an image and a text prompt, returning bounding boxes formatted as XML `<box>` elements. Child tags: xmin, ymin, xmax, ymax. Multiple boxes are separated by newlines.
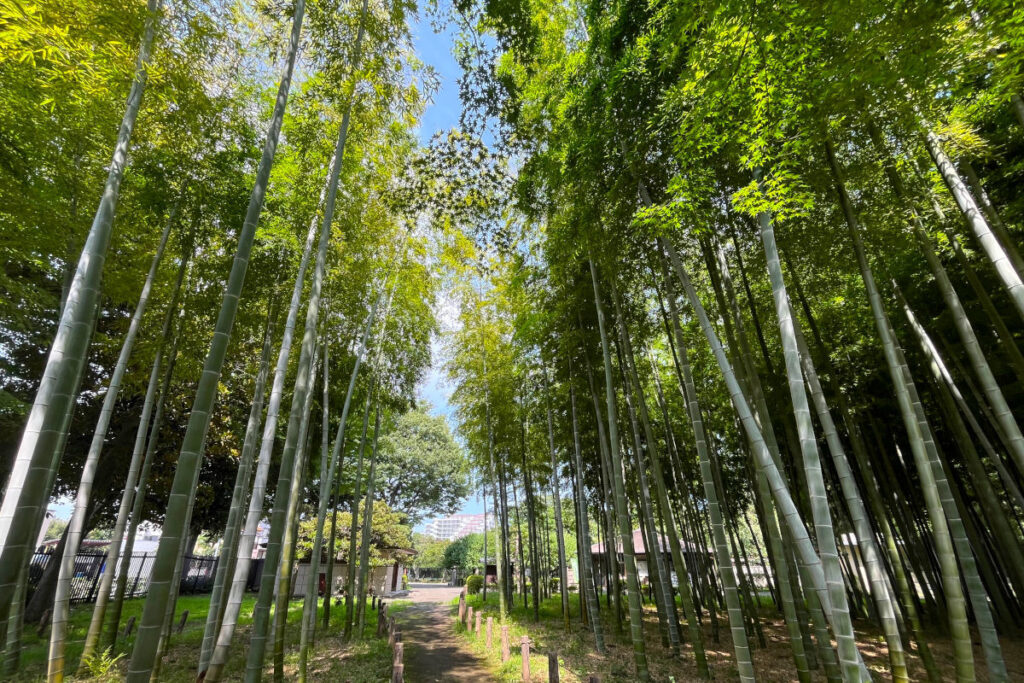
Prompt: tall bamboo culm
<box><xmin>0</xmin><ymin>0</ymin><xmax>164</xmax><ymax>629</ymax></box>
<box><xmin>126</xmin><ymin>4</ymin><xmax>306</xmax><ymax>678</ymax></box>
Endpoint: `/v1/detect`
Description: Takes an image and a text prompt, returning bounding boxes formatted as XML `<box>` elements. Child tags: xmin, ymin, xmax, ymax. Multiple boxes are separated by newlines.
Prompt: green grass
<box><xmin>452</xmin><ymin>587</ymin><xmax>715</xmax><ymax>682</ymax></box>
<box><xmin>8</xmin><ymin>594</ymin><xmax>394</xmax><ymax>682</ymax></box>
<box><xmin>381</xmin><ymin>599</ymin><xmax>412</xmax><ymax>616</ymax></box>
<box><xmin>450</xmin><ymin>590</ymin><xmax>583</xmax><ymax>682</ymax></box>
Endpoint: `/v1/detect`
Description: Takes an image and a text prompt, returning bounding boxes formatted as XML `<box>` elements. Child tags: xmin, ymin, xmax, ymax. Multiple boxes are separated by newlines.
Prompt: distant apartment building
<box><xmin>423</xmin><ymin>513</ymin><xmax>492</xmax><ymax>540</ymax></box>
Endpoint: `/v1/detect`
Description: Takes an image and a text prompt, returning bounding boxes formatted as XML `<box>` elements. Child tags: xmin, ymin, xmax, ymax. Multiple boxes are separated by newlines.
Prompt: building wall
<box><xmin>422</xmin><ymin>513</ymin><xmax>495</xmax><ymax>541</ymax></box>
<box><xmin>292</xmin><ymin>562</ymin><xmax>405</xmax><ymax>598</ymax></box>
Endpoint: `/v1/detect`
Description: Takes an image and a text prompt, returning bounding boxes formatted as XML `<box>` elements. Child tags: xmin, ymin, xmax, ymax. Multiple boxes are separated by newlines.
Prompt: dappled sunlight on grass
<box><xmin>446</xmin><ymin>587</ymin><xmax>1024</xmax><ymax>681</ymax></box>
<box><xmin>9</xmin><ymin>595</ymin><xmax>394</xmax><ymax>682</ymax></box>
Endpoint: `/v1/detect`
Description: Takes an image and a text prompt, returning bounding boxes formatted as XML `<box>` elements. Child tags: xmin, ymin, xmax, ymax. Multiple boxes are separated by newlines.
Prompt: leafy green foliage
<box><xmin>376</xmin><ymin>404</ymin><xmax>470</xmax><ymax>524</ymax></box>
<box><xmin>442</xmin><ymin>531</ymin><xmax>496</xmax><ymax>571</ymax></box>
<box><xmin>297</xmin><ymin>499</ymin><xmax>411</xmax><ymax>566</ymax></box>
<box><xmin>411</xmin><ymin>532</ymin><xmax>449</xmax><ymax>571</ymax></box>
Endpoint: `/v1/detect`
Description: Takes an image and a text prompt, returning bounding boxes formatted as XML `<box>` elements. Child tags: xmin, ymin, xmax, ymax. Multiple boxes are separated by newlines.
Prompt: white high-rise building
<box><xmin>423</xmin><ymin>513</ymin><xmax>492</xmax><ymax>541</ymax></box>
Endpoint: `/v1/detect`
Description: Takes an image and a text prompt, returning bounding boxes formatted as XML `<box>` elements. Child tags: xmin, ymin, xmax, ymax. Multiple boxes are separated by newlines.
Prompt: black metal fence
<box><xmin>27</xmin><ymin>551</ymin><xmax>220</xmax><ymax>604</ymax></box>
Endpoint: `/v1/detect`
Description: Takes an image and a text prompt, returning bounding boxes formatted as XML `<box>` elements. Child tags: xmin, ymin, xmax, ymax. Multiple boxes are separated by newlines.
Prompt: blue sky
<box><xmin>411</xmin><ymin>13</ymin><xmax>461</xmax><ymax>148</ymax></box>
<box><xmin>410</xmin><ymin>13</ymin><xmax>487</xmax><ymax>522</ymax></box>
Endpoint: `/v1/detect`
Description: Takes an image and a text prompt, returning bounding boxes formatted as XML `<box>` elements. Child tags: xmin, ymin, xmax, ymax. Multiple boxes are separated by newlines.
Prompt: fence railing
<box><xmin>28</xmin><ymin>551</ymin><xmax>221</xmax><ymax>604</ymax></box>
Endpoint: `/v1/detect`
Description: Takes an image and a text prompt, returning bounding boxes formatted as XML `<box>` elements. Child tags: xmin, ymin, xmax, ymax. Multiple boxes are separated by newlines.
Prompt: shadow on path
<box><xmin>396</xmin><ymin>584</ymin><xmax>494</xmax><ymax>682</ymax></box>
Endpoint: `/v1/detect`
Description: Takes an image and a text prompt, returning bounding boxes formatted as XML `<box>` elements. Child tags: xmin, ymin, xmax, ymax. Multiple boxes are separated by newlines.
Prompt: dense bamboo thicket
<box><xmin>440</xmin><ymin>0</ymin><xmax>1024</xmax><ymax>682</ymax></box>
<box><xmin>0</xmin><ymin>0</ymin><xmax>460</xmax><ymax>679</ymax></box>
<box><xmin>4</xmin><ymin>0</ymin><xmax>1024</xmax><ymax>681</ymax></box>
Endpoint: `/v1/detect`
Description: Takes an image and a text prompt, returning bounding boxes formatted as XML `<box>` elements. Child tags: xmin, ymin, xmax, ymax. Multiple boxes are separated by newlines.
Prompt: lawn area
<box><xmin>455</xmin><ymin>589</ymin><xmax>686</xmax><ymax>682</ymax></box>
<box><xmin>8</xmin><ymin>594</ymin><xmax>397</xmax><ymax>682</ymax></box>
<box><xmin>451</xmin><ymin>587</ymin><xmax>1019</xmax><ymax>682</ymax></box>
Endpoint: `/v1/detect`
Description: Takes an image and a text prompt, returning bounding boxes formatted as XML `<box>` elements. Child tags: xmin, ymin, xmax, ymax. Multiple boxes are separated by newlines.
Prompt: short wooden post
<box><xmin>548</xmin><ymin>652</ymin><xmax>559</xmax><ymax>682</ymax></box>
<box><xmin>392</xmin><ymin>642</ymin><xmax>404</xmax><ymax>683</ymax></box>
<box><xmin>520</xmin><ymin>636</ymin><xmax>530</xmax><ymax>681</ymax></box>
<box><xmin>35</xmin><ymin>608</ymin><xmax>51</xmax><ymax>637</ymax></box>
<box><xmin>388</xmin><ymin>617</ymin><xmax>397</xmax><ymax>645</ymax></box>
<box><xmin>475</xmin><ymin>611</ymin><xmax>482</xmax><ymax>637</ymax></box>
<box><xmin>501</xmin><ymin>625</ymin><xmax>510</xmax><ymax>662</ymax></box>
<box><xmin>372</xmin><ymin>595</ymin><xmax>378</xmax><ymax>610</ymax></box>
<box><xmin>175</xmin><ymin>609</ymin><xmax>189</xmax><ymax>634</ymax></box>
<box><xmin>467</xmin><ymin>605</ymin><xmax>474</xmax><ymax>630</ymax></box>
<box><xmin>122</xmin><ymin>615</ymin><xmax>136</xmax><ymax>640</ymax></box>
<box><xmin>486</xmin><ymin>617</ymin><xmax>493</xmax><ymax>649</ymax></box>
<box><xmin>458</xmin><ymin>588</ymin><xmax>467</xmax><ymax>624</ymax></box>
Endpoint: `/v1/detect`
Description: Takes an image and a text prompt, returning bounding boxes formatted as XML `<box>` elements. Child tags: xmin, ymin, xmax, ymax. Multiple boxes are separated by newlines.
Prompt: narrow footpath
<box><xmin>395</xmin><ymin>583</ymin><xmax>494</xmax><ymax>682</ymax></box>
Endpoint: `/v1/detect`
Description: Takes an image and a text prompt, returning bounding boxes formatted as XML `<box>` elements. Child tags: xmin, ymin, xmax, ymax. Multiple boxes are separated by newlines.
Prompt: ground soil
<box><xmin>395</xmin><ymin>583</ymin><xmax>494</xmax><ymax>682</ymax></box>
<box><xmin>447</xmin><ymin>589</ymin><xmax>1024</xmax><ymax>682</ymax></box>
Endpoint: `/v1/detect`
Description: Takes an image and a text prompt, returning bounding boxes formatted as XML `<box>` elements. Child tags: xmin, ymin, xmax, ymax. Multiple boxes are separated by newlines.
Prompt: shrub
<box><xmin>80</xmin><ymin>649</ymin><xmax>125</xmax><ymax>682</ymax></box>
<box><xmin>466</xmin><ymin>574</ymin><xmax>484</xmax><ymax>595</ymax></box>
<box><xmin>549</xmin><ymin>576</ymin><xmax>560</xmax><ymax>592</ymax></box>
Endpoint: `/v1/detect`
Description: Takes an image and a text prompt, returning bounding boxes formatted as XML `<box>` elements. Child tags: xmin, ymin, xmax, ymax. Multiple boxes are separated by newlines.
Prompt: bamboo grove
<box><xmin>6</xmin><ymin>0</ymin><xmax>1024</xmax><ymax>680</ymax></box>
<box><xmin>0</xmin><ymin>0</ymin><xmax>470</xmax><ymax>680</ymax></box>
<box><xmin>440</xmin><ymin>0</ymin><xmax>1024</xmax><ymax>681</ymax></box>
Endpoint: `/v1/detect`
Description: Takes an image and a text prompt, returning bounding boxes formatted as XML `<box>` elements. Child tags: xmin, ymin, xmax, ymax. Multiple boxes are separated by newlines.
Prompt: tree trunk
<box><xmin>869</xmin><ymin>122</ymin><xmax>1024</xmax><ymax>481</ymax></box>
<box><xmin>891</xmin><ymin>297</ymin><xmax>1011</xmax><ymax>675</ymax></box>
<box><xmin>613</xmin><ymin>287</ymin><xmax>708</xmax><ymax>670</ymax></box>
<box><xmin>203</xmin><ymin>72</ymin><xmax>350</xmax><ymax>683</ymax></box>
<box><xmin>354</xmin><ymin>405</ymin><xmax>383</xmax><ymax>636</ymax></box>
<box><xmin>336</xmin><ymin>285</ymin><xmax>394</xmax><ymax>639</ymax></box>
<box><xmin>271</xmin><ymin>343</ymin><xmax>320</xmax><ymax>682</ymax></box>
<box><xmin>924</xmin><ymin>129</ymin><xmax>1024</xmax><ymax>321</ymax></box>
<box><xmin>661</xmin><ymin>236</ymin><xmax>840</xmax><ymax>648</ymax></box>
<box><xmin>49</xmin><ymin>208</ymin><xmax>174</xmax><ymax>682</ymax></box>
<box><xmin>320</xmin><ymin>332</ymin><xmax>336</xmax><ymax>631</ymax></box>
<box><xmin>824</xmin><ymin>137</ymin><xmax>976</xmax><ymax>682</ymax></box>
<box><xmin>248</xmin><ymin>103</ymin><xmax>347</xmax><ymax>676</ymax></box>
<box><xmin>786</xmin><ymin>242</ymin><xmax>941</xmax><ymax>678</ymax></box>
<box><xmin>757</xmin><ymin>204</ymin><xmax>865</xmax><ymax>680</ymax></box>
<box><xmin>618</xmin><ymin>350</ymin><xmax>679</xmax><ymax>653</ymax></box>
<box><xmin>896</xmin><ymin>333</ymin><xmax>1008</xmax><ymax>679</ymax></box>
<box><xmin>588</xmin><ymin>256</ymin><xmax>649</xmax><ymax>681</ymax></box>
<box><xmin>568</xmin><ymin>366</ymin><xmax>605</xmax><ymax>653</ymax></box>
<box><xmin>0</xmin><ymin>0</ymin><xmax>163</xmax><ymax>626</ymax></box>
<box><xmin>109</xmin><ymin>297</ymin><xmax>185</xmax><ymax>648</ymax></box>
<box><xmin>127</xmin><ymin>3</ymin><xmax>305</xmax><ymax>678</ymax></box>
<box><xmin>961</xmin><ymin>160</ymin><xmax>1024</xmax><ymax>278</ymax></box>
<box><xmin>581</xmin><ymin>346</ymin><xmax>622</xmax><ymax>628</ymax></box>
<box><xmin>196</xmin><ymin>302</ymin><xmax>276</xmax><ymax>677</ymax></box>
<box><xmin>295</xmin><ymin>37</ymin><xmax>369</xmax><ymax>675</ymax></box>
<box><xmin>523</xmin><ymin>440</ymin><xmax>541</xmax><ymax>622</ymax></box>
<box><xmin>513</xmin><ymin>478</ymin><xmax>526</xmax><ymax>608</ymax></box>
<box><xmin>84</xmin><ymin>243</ymin><xmax>188</xmax><ymax>665</ymax></box>
<box><xmin>918</xmin><ymin>224</ymin><xmax>1024</xmax><ymax>477</ymax></box>
<box><xmin>903</xmin><ymin>293</ymin><xmax>1024</xmax><ymax>599</ymax></box>
<box><xmin>947</xmin><ymin>236</ymin><xmax>1024</xmax><ymax>386</ymax></box>
<box><xmin>790</xmin><ymin>317</ymin><xmax>910</xmax><ymax>681</ymax></box>
<box><xmin>344</xmin><ymin>393</ymin><xmax>374</xmax><ymax>638</ymax></box>
<box><xmin>485</xmin><ymin>350</ymin><xmax>505</xmax><ymax>618</ymax></box>
<box><xmin>541</xmin><ymin>367</ymin><xmax>570</xmax><ymax>630</ymax></box>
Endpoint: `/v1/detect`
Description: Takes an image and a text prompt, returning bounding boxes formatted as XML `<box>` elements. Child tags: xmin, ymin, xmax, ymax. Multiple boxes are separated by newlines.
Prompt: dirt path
<box><xmin>396</xmin><ymin>583</ymin><xmax>494</xmax><ymax>682</ymax></box>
